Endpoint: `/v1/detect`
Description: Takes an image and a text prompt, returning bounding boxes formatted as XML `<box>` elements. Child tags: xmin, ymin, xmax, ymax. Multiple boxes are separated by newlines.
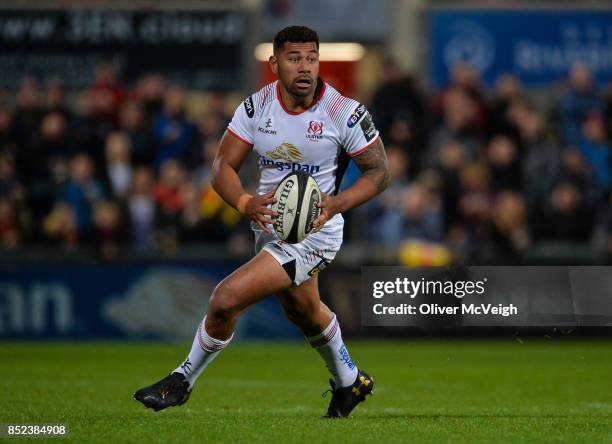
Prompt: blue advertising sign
<box><xmin>429</xmin><ymin>9</ymin><xmax>612</xmax><ymax>87</ymax></box>
<box><xmin>0</xmin><ymin>261</ymin><xmax>300</xmax><ymax>340</ymax></box>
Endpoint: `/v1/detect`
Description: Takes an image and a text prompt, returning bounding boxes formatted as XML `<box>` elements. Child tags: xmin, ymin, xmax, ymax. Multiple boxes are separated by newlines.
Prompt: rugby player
<box><xmin>134</xmin><ymin>26</ymin><xmax>389</xmax><ymax>418</ymax></box>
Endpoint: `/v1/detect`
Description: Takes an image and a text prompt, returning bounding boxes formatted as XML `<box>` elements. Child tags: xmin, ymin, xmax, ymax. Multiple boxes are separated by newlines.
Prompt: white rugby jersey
<box><xmin>227</xmin><ymin>80</ymin><xmax>379</xmax><ymax>197</ymax></box>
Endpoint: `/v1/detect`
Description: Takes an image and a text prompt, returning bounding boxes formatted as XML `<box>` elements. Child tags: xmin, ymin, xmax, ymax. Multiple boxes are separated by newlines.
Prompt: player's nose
<box><xmin>297</xmin><ymin>59</ymin><xmax>311</xmax><ymax>73</ymax></box>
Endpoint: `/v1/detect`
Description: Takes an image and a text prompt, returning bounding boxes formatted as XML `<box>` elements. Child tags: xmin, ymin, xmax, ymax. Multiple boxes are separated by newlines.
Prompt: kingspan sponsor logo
<box><xmin>259</xmin><ymin>142</ymin><xmax>319</xmax><ymax>174</ymax></box>
<box><xmin>259</xmin><ymin>142</ymin><xmax>321</xmax><ymax>174</ymax></box>
<box><xmin>259</xmin><ymin>156</ymin><xmax>320</xmax><ymax>174</ymax></box>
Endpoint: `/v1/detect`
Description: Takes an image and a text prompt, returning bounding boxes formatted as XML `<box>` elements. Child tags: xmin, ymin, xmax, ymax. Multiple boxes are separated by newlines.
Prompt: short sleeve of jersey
<box><xmin>227</xmin><ymin>96</ymin><xmax>256</xmax><ymax>145</ymax></box>
<box><xmin>340</xmin><ymin>102</ymin><xmax>379</xmax><ymax>157</ymax></box>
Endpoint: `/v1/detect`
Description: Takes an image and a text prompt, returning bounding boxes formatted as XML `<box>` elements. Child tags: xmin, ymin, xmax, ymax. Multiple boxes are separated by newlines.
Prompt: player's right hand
<box><xmin>243</xmin><ymin>191</ymin><xmax>278</xmax><ymax>233</ymax></box>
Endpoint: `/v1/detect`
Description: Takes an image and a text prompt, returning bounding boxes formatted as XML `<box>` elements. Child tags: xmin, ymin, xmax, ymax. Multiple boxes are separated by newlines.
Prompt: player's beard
<box><xmin>289</xmin><ymin>80</ymin><xmax>313</xmax><ymax>98</ymax></box>
<box><xmin>281</xmin><ymin>75</ymin><xmax>315</xmax><ymax>99</ymax></box>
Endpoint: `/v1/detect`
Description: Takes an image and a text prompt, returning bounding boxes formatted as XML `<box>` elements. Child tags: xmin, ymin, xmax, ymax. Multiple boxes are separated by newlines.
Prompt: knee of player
<box><xmin>283</xmin><ymin>298</ymin><xmax>318</xmax><ymax>324</ymax></box>
<box><xmin>209</xmin><ymin>281</ymin><xmax>241</xmax><ymax>320</ymax></box>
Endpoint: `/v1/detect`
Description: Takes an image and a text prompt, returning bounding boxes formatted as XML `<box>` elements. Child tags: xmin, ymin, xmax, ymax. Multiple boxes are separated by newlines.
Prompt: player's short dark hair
<box><xmin>273</xmin><ymin>26</ymin><xmax>319</xmax><ymax>53</ymax></box>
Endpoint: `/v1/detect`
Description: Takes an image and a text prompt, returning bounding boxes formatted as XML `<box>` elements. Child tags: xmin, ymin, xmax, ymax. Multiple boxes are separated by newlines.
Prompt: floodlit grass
<box><xmin>1</xmin><ymin>340</ymin><xmax>611</xmax><ymax>443</ymax></box>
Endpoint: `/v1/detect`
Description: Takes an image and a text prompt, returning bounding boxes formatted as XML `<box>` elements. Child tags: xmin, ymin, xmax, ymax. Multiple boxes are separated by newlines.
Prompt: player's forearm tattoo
<box><xmin>353</xmin><ymin>139</ymin><xmax>390</xmax><ymax>194</ymax></box>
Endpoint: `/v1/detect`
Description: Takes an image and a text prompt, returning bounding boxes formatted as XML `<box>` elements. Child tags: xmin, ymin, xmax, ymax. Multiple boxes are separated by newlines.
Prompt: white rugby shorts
<box><xmin>251</xmin><ymin>214</ymin><xmax>344</xmax><ymax>286</ymax></box>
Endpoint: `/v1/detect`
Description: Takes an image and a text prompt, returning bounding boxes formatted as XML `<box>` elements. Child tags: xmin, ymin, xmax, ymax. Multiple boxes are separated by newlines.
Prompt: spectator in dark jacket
<box><xmin>152</xmin><ymin>86</ymin><xmax>199</xmax><ymax>171</ymax></box>
<box><xmin>560</xmin><ymin>63</ymin><xmax>603</xmax><ymax>145</ymax></box>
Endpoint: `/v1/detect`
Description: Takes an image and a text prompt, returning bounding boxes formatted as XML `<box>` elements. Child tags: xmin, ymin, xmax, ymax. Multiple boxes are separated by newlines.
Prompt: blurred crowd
<box><xmin>0</xmin><ymin>63</ymin><xmax>253</xmax><ymax>259</ymax></box>
<box><xmin>365</xmin><ymin>61</ymin><xmax>612</xmax><ymax>263</ymax></box>
<box><xmin>0</xmin><ymin>61</ymin><xmax>610</xmax><ymax>261</ymax></box>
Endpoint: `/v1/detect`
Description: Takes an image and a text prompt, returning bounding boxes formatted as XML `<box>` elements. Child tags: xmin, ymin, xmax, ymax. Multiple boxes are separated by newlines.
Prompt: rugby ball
<box><xmin>272</xmin><ymin>171</ymin><xmax>322</xmax><ymax>244</ymax></box>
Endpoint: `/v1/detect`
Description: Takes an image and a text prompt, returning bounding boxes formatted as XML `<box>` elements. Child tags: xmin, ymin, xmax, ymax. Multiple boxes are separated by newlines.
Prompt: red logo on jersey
<box><xmin>308</xmin><ymin>121</ymin><xmax>324</xmax><ymax>135</ymax></box>
<box><xmin>307</xmin><ymin>121</ymin><xmax>324</xmax><ymax>142</ymax></box>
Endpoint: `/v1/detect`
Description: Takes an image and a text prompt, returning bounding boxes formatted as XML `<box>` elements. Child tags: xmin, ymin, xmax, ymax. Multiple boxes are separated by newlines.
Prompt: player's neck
<box><xmin>278</xmin><ymin>88</ymin><xmax>315</xmax><ymax>112</ymax></box>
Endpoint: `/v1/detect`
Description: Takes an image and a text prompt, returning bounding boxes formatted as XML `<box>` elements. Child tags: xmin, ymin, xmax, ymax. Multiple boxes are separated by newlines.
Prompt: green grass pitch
<box><xmin>2</xmin><ymin>339</ymin><xmax>612</xmax><ymax>443</ymax></box>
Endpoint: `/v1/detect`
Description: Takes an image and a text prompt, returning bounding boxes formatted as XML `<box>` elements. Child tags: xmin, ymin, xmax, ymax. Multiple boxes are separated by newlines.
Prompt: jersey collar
<box><xmin>276</xmin><ymin>78</ymin><xmax>326</xmax><ymax>116</ymax></box>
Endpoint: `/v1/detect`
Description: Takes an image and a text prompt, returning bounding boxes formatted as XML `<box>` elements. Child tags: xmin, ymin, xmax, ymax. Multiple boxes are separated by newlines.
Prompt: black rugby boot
<box><xmin>322</xmin><ymin>370</ymin><xmax>374</xmax><ymax>418</ymax></box>
<box><xmin>134</xmin><ymin>372</ymin><xmax>191</xmax><ymax>412</ymax></box>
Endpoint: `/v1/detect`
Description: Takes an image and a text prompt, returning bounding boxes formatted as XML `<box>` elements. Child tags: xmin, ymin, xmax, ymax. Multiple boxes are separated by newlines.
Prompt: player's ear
<box><xmin>269</xmin><ymin>55</ymin><xmax>278</xmax><ymax>75</ymax></box>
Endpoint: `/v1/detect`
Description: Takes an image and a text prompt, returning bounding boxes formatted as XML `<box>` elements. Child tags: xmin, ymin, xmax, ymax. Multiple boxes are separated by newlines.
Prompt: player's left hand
<box><xmin>312</xmin><ymin>193</ymin><xmax>342</xmax><ymax>232</ymax></box>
